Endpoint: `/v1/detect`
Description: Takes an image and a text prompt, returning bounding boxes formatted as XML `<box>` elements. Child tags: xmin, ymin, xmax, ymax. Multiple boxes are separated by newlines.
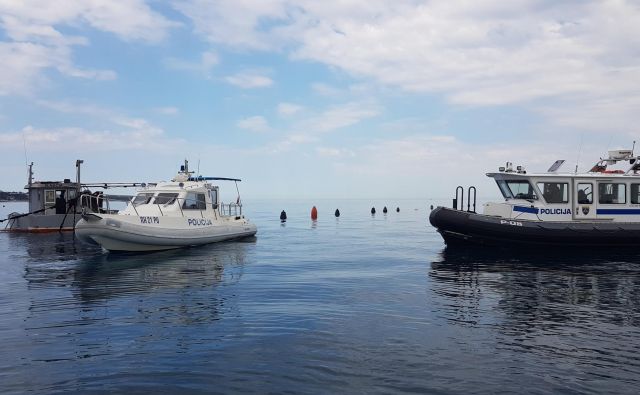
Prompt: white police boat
<box><xmin>429</xmin><ymin>148</ymin><xmax>640</xmax><ymax>247</ymax></box>
<box><xmin>75</xmin><ymin>161</ymin><xmax>257</xmax><ymax>252</ymax></box>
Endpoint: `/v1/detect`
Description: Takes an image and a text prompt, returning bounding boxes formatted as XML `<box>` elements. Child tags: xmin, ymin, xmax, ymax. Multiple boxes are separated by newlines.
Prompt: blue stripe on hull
<box><xmin>513</xmin><ymin>206</ymin><xmax>539</xmax><ymax>214</ymax></box>
<box><xmin>596</xmin><ymin>209</ymin><xmax>640</xmax><ymax>215</ymax></box>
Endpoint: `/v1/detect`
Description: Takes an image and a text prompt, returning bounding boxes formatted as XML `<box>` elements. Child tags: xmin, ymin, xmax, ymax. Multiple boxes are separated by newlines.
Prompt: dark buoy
<box><xmin>383</xmin><ymin>206</ymin><xmax>388</xmax><ymax>214</ymax></box>
<box><xmin>311</xmin><ymin>206</ymin><xmax>318</xmax><ymax>220</ymax></box>
<box><xmin>335</xmin><ymin>209</ymin><xmax>340</xmax><ymax>217</ymax></box>
<box><xmin>280</xmin><ymin>210</ymin><xmax>287</xmax><ymax>221</ymax></box>
<box><xmin>396</xmin><ymin>207</ymin><xmax>400</xmax><ymax>212</ymax></box>
<box><xmin>371</xmin><ymin>207</ymin><xmax>376</xmax><ymax>215</ymax></box>
<box><xmin>430</xmin><ymin>205</ymin><xmax>434</xmax><ymax>210</ymax></box>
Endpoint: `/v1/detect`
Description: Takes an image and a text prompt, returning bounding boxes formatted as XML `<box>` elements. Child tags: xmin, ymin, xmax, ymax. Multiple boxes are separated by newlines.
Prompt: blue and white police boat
<box><xmin>429</xmin><ymin>148</ymin><xmax>640</xmax><ymax>247</ymax></box>
<box><xmin>75</xmin><ymin>161</ymin><xmax>257</xmax><ymax>252</ymax></box>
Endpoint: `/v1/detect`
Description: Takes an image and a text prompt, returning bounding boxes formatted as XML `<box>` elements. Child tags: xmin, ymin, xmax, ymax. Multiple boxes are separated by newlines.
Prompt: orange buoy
<box><xmin>311</xmin><ymin>206</ymin><xmax>318</xmax><ymax>220</ymax></box>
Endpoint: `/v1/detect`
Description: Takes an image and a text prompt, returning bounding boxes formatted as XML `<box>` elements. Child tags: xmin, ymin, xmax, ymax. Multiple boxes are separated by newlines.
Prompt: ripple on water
<box><xmin>1</xmin><ymin>200</ymin><xmax>640</xmax><ymax>393</ymax></box>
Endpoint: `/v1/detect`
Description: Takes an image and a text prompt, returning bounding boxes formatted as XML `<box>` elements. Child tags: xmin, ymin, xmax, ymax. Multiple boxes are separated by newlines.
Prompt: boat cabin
<box><xmin>122</xmin><ymin>183</ymin><xmax>222</xmax><ymax>216</ymax></box>
<box><xmin>484</xmin><ymin>150</ymin><xmax>640</xmax><ymax>222</ymax></box>
<box><xmin>26</xmin><ymin>179</ymin><xmax>81</xmax><ymax>216</ymax></box>
<box><xmin>23</xmin><ymin>160</ymin><xmax>85</xmax><ymax>216</ymax></box>
<box><xmin>116</xmin><ymin>161</ymin><xmax>243</xmax><ymax>219</ymax></box>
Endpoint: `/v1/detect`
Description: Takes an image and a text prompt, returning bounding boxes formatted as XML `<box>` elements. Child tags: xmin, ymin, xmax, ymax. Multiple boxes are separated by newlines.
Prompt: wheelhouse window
<box><xmin>44</xmin><ymin>190</ymin><xmax>56</xmax><ymax>206</ymax></box>
<box><xmin>598</xmin><ymin>183</ymin><xmax>626</xmax><ymax>204</ymax></box>
<box><xmin>153</xmin><ymin>193</ymin><xmax>178</xmax><ymax>205</ymax></box>
<box><xmin>132</xmin><ymin>192</ymin><xmax>154</xmax><ymax>206</ymax></box>
<box><xmin>537</xmin><ymin>182</ymin><xmax>568</xmax><ymax>204</ymax></box>
<box><xmin>182</xmin><ymin>192</ymin><xmax>206</xmax><ymax>210</ymax></box>
<box><xmin>577</xmin><ymin>183</ymin><xmax>593</xmax><ymax>204</ymax></box>
<box><xmin>495</xmin><ymin>180</ymin><xmax>513</xmax><ymax>199</ymax></box>
<box><xmin>505</xmin><ymin>180</ymin><xmax>537</xmax><ymax>200</ymax></box>
<box><xmin>631</xmin><ymin>184</ymin><xmax>640</xmax><ymax>204</ymax></box>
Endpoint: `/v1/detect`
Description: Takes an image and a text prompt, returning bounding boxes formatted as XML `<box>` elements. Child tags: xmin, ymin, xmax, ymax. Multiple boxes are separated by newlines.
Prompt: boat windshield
<box><xmin>132</xmin><ymin>192</ymin><xmax>154</xmax><ymax>206</ymax></box>
<box><xmin>153</xmin><ymin>193</ymin><xmax>179</xmax><ymax>205</ymax></box>
<box><xmin>182</xmin><ymin>192</ymin><xmax>207</xmax><ymax>210</ymax></box>
<box><xmin>496</xmin><ymin>179</ymin><xmax>538</xmax><ymax>200</ymax></box>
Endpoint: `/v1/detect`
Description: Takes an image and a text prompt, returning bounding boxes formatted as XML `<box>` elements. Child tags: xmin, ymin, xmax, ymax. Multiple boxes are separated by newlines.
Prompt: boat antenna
<box><xmin>575</xmin><ymin>133</ymin><xmax>584</xmax><ymax>174</ymax></box>
<box><xmin>197</xmin><ymin>158</ymin><xmax>200</xmax><ymax>177</ymax></box>
<box><xmin>633</xmin><ymin>140</ymin><xmax>636</xmax><ymax>156</ymax></box>
<box><xmin>605</xmin><ymin>135</ymin><xmax>614</xmax><ymax>152</ymax></box>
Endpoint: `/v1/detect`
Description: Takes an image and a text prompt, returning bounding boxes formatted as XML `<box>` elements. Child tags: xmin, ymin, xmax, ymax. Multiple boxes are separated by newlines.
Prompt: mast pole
<box><xmin>28</xmin><ymin>162</ymin><xmax>33</xmax><ymax>186</ymax></box>
<box><xmin>76</xmin><ymin>159</ymin><xmax>84</xmax><ymax>188</ymax></box>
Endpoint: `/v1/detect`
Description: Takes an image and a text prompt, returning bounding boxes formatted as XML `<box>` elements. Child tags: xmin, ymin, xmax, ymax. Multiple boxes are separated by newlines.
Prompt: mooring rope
<box><xmin>0</xmin><ymin>205</ymin><xmax>56</xmax><ymax>223</ymax></box>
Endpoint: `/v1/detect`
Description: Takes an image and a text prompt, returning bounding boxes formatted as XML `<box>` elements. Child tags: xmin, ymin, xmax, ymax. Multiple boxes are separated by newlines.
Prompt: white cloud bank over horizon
<box><xmin>0</xmin><ymin>0</ymin><xmax>178</xmax><ymax>95</ymax></box>
<box><xmin>175</xmin><ymin>0</ymin><xmax>640</xmax><ymax>135</ymax></box>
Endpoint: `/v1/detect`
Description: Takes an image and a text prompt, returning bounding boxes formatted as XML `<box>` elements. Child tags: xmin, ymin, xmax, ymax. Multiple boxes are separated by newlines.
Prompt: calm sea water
<box><xmin>1</xmin><ymin>199</ymin><xmax>639</xmax><ymax>394</ymax></box>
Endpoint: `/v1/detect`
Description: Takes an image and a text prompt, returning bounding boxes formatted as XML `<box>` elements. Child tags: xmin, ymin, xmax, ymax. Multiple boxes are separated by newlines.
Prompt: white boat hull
<box><xmin>75</xmin><ymin>214</ymin><xmax>257</xmax><ymax>252</ymax></box>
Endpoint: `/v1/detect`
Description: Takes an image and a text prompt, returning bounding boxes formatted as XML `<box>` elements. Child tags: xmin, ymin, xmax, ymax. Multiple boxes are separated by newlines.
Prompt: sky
<box><xmin>1</xmin><ymin>0</ymin><xmax>640</xmax><ymax>199</ymax></box>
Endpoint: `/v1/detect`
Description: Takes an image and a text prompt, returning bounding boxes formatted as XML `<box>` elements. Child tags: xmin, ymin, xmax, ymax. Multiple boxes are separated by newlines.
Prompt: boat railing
<box><xmin>127</xmin><ymin>196</ymin><xmax>242</xmax><ymax>218</ymax></box>
<box><xmin>80</xmin><ymin>193</ymin><xmax>117</xmax><ymax>214</ymax></box>
<box><xmin>219</xmin><ymin>202</ymin><xmax>242</xmax><ymax>217</ymax></box>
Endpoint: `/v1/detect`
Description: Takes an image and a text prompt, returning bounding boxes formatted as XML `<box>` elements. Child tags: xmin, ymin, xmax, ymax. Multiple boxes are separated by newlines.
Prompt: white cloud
<box><xmin>237</xmin><ymin>115</ymin><xmax>270</xmax><ymax>132</ymax></box>
<box><xmin>164</xmin><ymin>51</ymin><xmax>218</xmax><ymax>75</ymax></box>
<box><xmin>0</xmin><ymin>0</ymin><xmax>177</xmax><ymax>95</ymax></box>
<box><xmin>277</xmin><ymin>102</ymin><xmax>302</xmax><ymax>116</ymax></box>
<box><xmin>154</xmin><ymin>106</ymin><xmax>180</xmax><ymax>115</ymax></box>
<box><xmin>0</xmin><ymin>123</ymin><xmax>182</xmax><ymax>152</ymax></box>
<box><xmin>0</xmin><ymin>0</ymin><xmax>178</xmax><ymax>44</ymax></box>
<box><xmin>325</xmin><ymin>134</ymin><xmax>615</xmax><ymax>198</ymax></box>
<box><xmin>0</xmin><ymin>42</ymin><xmax>115</xmax><ymax>95</ymax></box>
<box><xmin>263</xmin><ymin>101</ymin><xmax>380</xmax><ymax>153</ymax></box>
<box><xmin>225</xmin><ymin>72</ymin><xmax>273</xmax><ymax>88</ymax></box>
<box><xmin>316</xmin><ymin>146</ymin><xmax>354</xmax><ymax>157</ymax></box>
<box><xmin>36</xmin><ymin>99</ymin><xmax>112</xmax><ymax>116</ymax></box>
<box><xmin>311</xmin><ymin>82</ymin><xmax>342</xmax><ymax>97</ymax></box>
<box><xmin>297</xmin><ymin>101</ymin><xmax>380</xmax><ymax>134</ymax></box>
<box><xmin>172</xmin><ymin>0</ymin><xmax>288</xmax><ymax>50</ymax></box>
<box><xmin>175</xmin><ymin>0</ymin><xmax>640</xmax><ymax>134</ymax></box>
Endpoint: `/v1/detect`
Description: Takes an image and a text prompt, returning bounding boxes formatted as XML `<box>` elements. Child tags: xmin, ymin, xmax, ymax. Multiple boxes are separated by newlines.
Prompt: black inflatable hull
<box><xmin>429</xmin><ymin>206</ymin><xmax>640</xmax><ymax>247</ymax></box>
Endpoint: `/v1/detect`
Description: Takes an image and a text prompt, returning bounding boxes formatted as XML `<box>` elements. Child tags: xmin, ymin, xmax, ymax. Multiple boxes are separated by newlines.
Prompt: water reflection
<box><xmin>3</xmin><ymin>235</ymin><xmax>257</xmax><ymax>388</ymax></box>
<box><xmin>14</xmin><ymin>232</ymin><xmax>256</xmax><ymax>327</ymax></box>
<box><xmin>8</xmin><ymin>231</ymin><xmax>96</xmax><ymax>261</ymax></box>
<box><xmin>429</xmin><ymin>246</ymin><xmax>640</xmax><ymax>385</ymax></box>
<box><xmin>431</xmin><ymin>246</ymin><xmax>640</xmax><ymax>327</ymax></box>
<box><xmin>73</xmin><ymin>245</ymin><xmax>249</xmax><ymax>302</ymax></box>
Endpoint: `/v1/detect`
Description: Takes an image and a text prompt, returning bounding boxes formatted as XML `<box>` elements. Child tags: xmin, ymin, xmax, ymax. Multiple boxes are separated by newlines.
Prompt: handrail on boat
<box><xmin>82</xmin><ymin>194</ymin><xmax>242</xmax><ymax>218</ymax></box>
<box><xmin>451</xmin><ymin>185</ymin><xmax>477</xmax><ymax>213</ymax></box>
<box><xmin>79</xmin><ymin>193</ymin><xmax>113</xmax><ymax>214</ymax></box>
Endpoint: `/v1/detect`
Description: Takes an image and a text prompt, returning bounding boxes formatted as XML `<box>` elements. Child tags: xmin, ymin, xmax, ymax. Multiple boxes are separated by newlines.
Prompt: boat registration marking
<box><xmin>500</xmin><ymin>219</ymin><xmax>523</xmax><ymax>227</ymax></box>
<box><xmin>140</xmin><ymin>216</ymin><xmax>160</xmax><ymax>224</ymax></box>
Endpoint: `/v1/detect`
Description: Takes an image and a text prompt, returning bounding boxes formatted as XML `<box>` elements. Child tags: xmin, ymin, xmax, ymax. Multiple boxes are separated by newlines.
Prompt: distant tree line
<box><xmin>0</xmin><ymin>191</ymin><xmax>28</xmax><ymax>201</ymax></box>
